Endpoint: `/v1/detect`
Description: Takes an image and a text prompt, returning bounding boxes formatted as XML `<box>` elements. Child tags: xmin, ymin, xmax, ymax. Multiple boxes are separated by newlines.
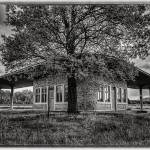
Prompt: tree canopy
<box><xmin>1</xmin><ymin>5</ymin><xmax>149</xmax><ymax>79</ymax></box>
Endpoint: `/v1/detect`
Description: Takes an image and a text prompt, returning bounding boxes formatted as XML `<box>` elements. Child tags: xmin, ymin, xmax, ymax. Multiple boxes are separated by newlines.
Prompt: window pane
<box><xmin>41</xmin><ymin>87</ymin><xmax>47</xmax><ymax>103</ymax></box>
<box><xmin>122</xmin><ymin>89</ymin><xmax>126</xmax><ymax>103</ymax></box>
<box><xmin>105</xmin><ymin>86</ymin><xmax>110</xmax><ymax>102</ymax></box>
<box><xmin>35</xmin><ymin>95</ymin><xmax>40</xmax><ymax>103</ymax></box>
<box><xmin>60</xmin><ymin>93</ymin><xmax>62</xmax><ymax>102</ymax></box>
<box><xmin>64</xmin><ymin>85</ymin><xmax>68</xmax><ymax>102</ymax></box>
<box><xmin>56</xmin><ymin>85</ymin><xmax>63</xmax><ymax>102</ymax></box>
<box><xmin>117</xmin><ymin>88</ymin><xmax>121</xmax><ymax>102</ymax></box>
<box><xmin>36</xmin><ymin>89</ymin><xmax>38</xmax><ymax>94</ymax></box>
<box><xmin>56</xmin><ymin>93</ymin><xmax>59</xmax><ymax>102</ymax></box>
<box><xmin>45</xmin><ymin>94</ymin><xmax>47</xmax><ymax>102</ymax></box>
<box><xmin>35</xmin><ymin>88</ymin><xmax>40</xmax><ymax>103</ymax></box>
<box><xmin>98</xmin><ymin>86</ymin><xmax>103</xmax><ymax>102</ymax></box>
<box><xmin>41</xmin><ymin>94</ymin><xmax>45</xmax><ymax>102</ymax></box>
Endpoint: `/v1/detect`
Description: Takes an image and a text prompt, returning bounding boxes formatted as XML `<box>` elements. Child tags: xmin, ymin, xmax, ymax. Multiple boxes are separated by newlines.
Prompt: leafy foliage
<box><xmin>0</xmin><ymin>5</ymin><xmax>149</xmax><ymax>80</ymax></box>
<box><xmin>0</xmin><ymin>89</ymin><xmax>33</xmax><ymax>104</ymax></box>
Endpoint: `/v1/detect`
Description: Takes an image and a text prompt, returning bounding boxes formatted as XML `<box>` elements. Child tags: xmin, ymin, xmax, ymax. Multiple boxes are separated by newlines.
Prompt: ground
<box><xmin>1</xmin><ymin>110</ymin><xmax>150</xmax><ymax>146</ymax></box>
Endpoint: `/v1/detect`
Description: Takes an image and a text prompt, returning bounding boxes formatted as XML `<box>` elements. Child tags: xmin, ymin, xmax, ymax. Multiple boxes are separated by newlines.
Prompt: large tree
<box><xmin>1</xmin><ymin>4</ymin><xmax>150</xmax><ymax>113</ymax></box>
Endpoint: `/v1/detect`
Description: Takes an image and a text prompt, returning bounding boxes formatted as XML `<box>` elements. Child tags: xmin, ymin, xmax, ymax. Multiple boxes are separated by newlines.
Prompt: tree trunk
<box><xmin>67</xmin><ymin>74</ymin><xmax>78</xmax><ymax>114</ymax></box>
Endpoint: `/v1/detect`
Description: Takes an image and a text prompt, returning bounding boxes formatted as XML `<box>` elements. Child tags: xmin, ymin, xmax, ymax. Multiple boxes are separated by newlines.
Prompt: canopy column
<box><xmin>149</xmin><ymin>89</ymin><xmax>150</xmax><ymax>101</ymax></box>
<box><xmin>10</xmin><ymin>85</ymin><xmax>14</xmax><ymax>110</ymax></box>
<box><xmin>0</xmin><ymin>88</ymin><xmax>1</xmax><ymax>104</ymax></box>
<box><xmin>139</xmin><ymin>86</ymin><xmax>143</xmax><ymax>111</ymax></box>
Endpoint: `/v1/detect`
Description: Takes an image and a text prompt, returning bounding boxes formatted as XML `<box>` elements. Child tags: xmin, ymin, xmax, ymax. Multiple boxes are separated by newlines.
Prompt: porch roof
<box><xmin>0</xmin><ymin>60</ymin><xmax>46</xmax><ymax>89</ymax></box>
<box><xmin>0</xmin><ymin>73</ymin><xmax>33</xmax><ymax>89</ymax></box>
<box><xmin>0</xmin><ymin>64</ymin><xmax>150</xmax><ymax>89</ymax></box>
<box><xmin>127</xmin><ymin>68</ymin><xmax>150</xmax><ymax>89</ymax></box>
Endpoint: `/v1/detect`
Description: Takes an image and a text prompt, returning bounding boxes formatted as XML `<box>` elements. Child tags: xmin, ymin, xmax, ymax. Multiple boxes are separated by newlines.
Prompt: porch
<box><xmin>0</xmin><ymin>71</ymin><xmax>33</xmax><ymax>110</ymax></box>
<box><xmin>127</xmin><ymin>69</ymin><xmax>150</xmax><ymax>112</ymax></box>
<box><xmin>0</xmin><ymin>68</ymin><xmax>150</xmax><ymax>111</ymax></box>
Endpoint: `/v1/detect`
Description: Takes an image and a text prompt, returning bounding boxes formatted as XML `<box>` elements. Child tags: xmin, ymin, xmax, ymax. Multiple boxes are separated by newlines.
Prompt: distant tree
<box><xmin>14</xmin><ymin>90</ymin><xmax>33</xmax><ymax>104</ymax></box>
<box><xmin>0</xmin><ymin>90</ymin><xmax>10</xmax><ymax>104</ymax></box>
<box><xmin>1</xmin><ymin>5</ymin><xmax>150</xmax><ymax>113</ymax></box>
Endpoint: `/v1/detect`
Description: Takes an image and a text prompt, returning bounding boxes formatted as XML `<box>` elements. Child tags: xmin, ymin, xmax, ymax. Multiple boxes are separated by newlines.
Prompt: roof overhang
<box><xmin>127</xmin><ymin>68</ymin><xmax>150</xmax><ymax>89</ymax></box>
<box><xmin>0</xmin><ymin>75</ymin><xmax>33</xmax><ymax>89</ymax></box>
<box><xmin>1</xmin><ymin>62</ymin><xmax>150</xmax><ymax>90</ymax></box>
<box><xmin>0</xmin><ymin>61</ymin><xmax>45</xmax><ymax>89</ymax></box>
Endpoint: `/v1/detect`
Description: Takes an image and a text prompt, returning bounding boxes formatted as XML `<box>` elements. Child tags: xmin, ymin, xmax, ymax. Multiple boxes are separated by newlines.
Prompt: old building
<box><xmin>0</xmin><ymin>62</ymin><xmax>150</xmax><ymax>112</ymax></box>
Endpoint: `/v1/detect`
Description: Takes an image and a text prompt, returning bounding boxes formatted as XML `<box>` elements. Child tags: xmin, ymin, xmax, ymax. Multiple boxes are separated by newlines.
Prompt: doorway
<box><xmin>111</xmin><ymin>86</ymin><xmax>117</xmax><ymax>111</ymax></box>
<box><xmin>48</xmin><ymin>86</ymin><xmax>54</xmax><ymax>111</ymax></box>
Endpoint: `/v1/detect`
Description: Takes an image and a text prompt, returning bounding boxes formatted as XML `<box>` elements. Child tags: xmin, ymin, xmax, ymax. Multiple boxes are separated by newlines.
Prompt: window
<box><xmin>64</xmin><ymin>84</ymin><xmax>68</xmax><ymax>102</ymax></box>
<box><xmin>117</xmin><ymin>88</ymin><xmax>121</xmax><ymax>102</ymax></box>
<box><xmin>49</xmin><ymin>87</ymin><xmax>54</xmax><ymax>99</ymax></box>
<box><xmin>35</xmin><ymin>88</ymin><xmax>40</xmax><ymax>103</ymax></box>
<box><xmin>41</xmin><ymin>87</ymin><xmax>47</xmax><ymax>103</ymax></box>
<box><xmin>98</xmin><ymin>86</ymin><xmax>104</xmax><ymax>102</ymax></box>
<box><xmin>104</xmin><ymin>86</ymin><xmax>110</xmax><ymax>102</ymax></box>
<box><xmin>56</xmin><ymin>85</ymin><xmax>63</xmax><ymax>102</ymax></box>
<box><xmin>122</xmin><ymin>89</ymin><xmax>126</xmax><ymax>103</ymax></box>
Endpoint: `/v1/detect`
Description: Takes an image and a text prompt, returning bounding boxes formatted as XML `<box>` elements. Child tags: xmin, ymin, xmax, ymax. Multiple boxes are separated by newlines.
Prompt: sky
<box><xmin>0</xmin><ymin>4</ymin><xmax>150</xmax><ymax>99</ymax></box>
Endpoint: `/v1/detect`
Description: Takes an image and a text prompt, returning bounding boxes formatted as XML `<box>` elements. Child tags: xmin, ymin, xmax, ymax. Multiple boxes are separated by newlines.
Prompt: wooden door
<box><xmin>111</xmin><ymin>86</ymin><xmax>117</xmax><ymax>111</ymax></box>
<box><xmin>48</xmin><ymin>87</ymin><xmax>54</xmax><ymax>111</ymax></box>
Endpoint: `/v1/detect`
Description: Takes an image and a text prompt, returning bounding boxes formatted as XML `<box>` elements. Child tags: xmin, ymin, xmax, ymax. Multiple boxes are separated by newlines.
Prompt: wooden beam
<box><xmin>139</xmin><ymin>86</ymin><xmax>143</xmax><ymax>111</ymax></box>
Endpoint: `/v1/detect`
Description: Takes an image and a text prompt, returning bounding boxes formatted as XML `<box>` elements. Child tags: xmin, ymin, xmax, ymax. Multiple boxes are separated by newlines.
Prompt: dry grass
<box><xmin>0</xmin><ymin>110</ymin><xmax>150</xmax><ymax>146</ymax></box>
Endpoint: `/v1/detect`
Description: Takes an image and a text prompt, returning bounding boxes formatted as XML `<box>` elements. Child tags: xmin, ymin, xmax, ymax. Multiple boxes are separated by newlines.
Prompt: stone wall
<box><xmin>96</xmin><ymin>103</ymin><xmax>112</xmax><ymax>111</ymax></box>
<box><xmin>117</xmin><ymin>103</ymin><xmax>128</xmax><ymax>110</ymax></box>
<box><xmin>77</xmin><ymin>76</ymin><xmax>127</xmax><ymax>111</ymax></box>
<box><xmin>33</xmin><ymin>103</ymin><xmax>47</xmax><ymax>110</ymax></box>
<box><xmin>55</xmin><ymin>103</ymin><xmax>68</xmax><ymax>111</ymax></box>
<box><xmin>33</xmin><ymin>74</ymin><xmax>67</xmax><ymax>110</ymax></box>
<box><xmin>32</xmin><ymin>74</ymin><xmax>128</xmax><ymax>111</ymax></box>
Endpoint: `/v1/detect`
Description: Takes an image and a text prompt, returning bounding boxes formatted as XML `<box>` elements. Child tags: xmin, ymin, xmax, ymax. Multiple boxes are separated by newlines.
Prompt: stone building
<box><xmin>0</xmin><ymin>62</ymin><xmax>150</xmax><ymax>112</ymax></box>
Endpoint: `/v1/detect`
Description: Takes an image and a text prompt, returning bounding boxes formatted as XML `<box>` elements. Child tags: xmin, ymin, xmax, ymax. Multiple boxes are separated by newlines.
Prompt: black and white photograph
<box><xmin>0</xmin><ymin>1</ymin><xmax>150</xmax><ymax>146</ymax></box>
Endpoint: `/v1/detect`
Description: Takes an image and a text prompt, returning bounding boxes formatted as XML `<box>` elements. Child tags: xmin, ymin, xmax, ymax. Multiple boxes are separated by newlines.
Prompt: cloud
<box><xmin>0</xmin><ymin>5</ymin><xmax>6</xmax><ymax>25</ymax></box>
<box><xmin>0</xmin><ymin>65</ymin><xmax>5</xmax><ymax>74</ymax></box>
<box><xmin>133</xmin><ymin>56</ymin><xmax>150</xmax><ymax>74</ymax></box>
<box><xmin>0</xmin><ymin>5</ymin><xmax>13</xmax><ymax>45</ymax></box>
<box><xmin>0</xmin><ymin>25</ymin><xmax>13</xmax><ymax>44</ymax></box>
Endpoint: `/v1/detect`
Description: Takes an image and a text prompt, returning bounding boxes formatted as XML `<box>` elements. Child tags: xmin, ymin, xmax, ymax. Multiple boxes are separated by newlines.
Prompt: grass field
<box><xmin>1</xmin><ymin>110</ymin><xmax>150</xmax><ymax>146</ymax></box>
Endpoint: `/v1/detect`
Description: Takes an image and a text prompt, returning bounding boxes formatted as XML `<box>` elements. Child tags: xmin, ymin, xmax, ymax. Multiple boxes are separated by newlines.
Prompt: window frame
<box><xmin>97</xmin><ymin>85</ymin><xmax>111</xmax><ymax>104</ymax></box>
<box><xmin>121</xmin><ymin>88</ymin><xmax>127</xmax><ymax>104</ymax></box>
<box><xmin>56</xmin><ymin>84</ymin><xmax>63</xmax><ymax>103</ymax></box>
<box><xmin>117</xmin><ymin>87</ymin><xmax>122</xmax><ymax>103</ymax></box>
<box><xmin>35</xmin><ymin>88</ymin><xmax>41</xmax><ymax>104</ymax></box>
<box><xmin>104</xmin><ymin>86</ymin><xmax>110</xmax><ymax>102</ymax></box>
<box><xmin>41</xmin><ymin>87</ymin><xmax>47</xmax><ymax>103</ymax></box>
<box><xmin>64</xmin><ymin>84</ymin><xmax>68</xmax><ymax>102</ymax></box>
<box><xmin>97</xmin><ymin>85</ymin><xmax>104</xmax><ymax>102</ymax></box>
<box><xmin>35</xmin><ymin>87</ymin><xmax>48</xmax><ymax>104</ymax></box>
<box><xmin>55</xmin><ymin>84</ymin><xmax>68</xmax><ymax>104</ymax></box>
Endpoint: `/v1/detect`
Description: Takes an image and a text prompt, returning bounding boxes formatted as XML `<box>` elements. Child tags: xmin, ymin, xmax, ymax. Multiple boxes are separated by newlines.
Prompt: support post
<box><xmin>115</xmin><ymin>87</ymin><xmax>117</xmax><ymax>111</ymax></box>
<box><xmin>10</xmin><ymin>86</ymin><xmax>14</xmax><ymax>110</ymax></box>
<box><xmin>84</xmin><ymin>82</ymin><xmax>87</xmax><ymax>111</ymax></box>
<box><xmin>149</xmin><ymin>89</ymin><xmax>150</xmax><ymax>101</ymax></box>
<box><xmin>139</xmin><ymin>86</ymin><xmax>143</xmax><ymax>111</ymax></box>
<box><xmin>0</xmin><ymin>88</ymin><xmax>2</xmax><ymax>104</ymax></box>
